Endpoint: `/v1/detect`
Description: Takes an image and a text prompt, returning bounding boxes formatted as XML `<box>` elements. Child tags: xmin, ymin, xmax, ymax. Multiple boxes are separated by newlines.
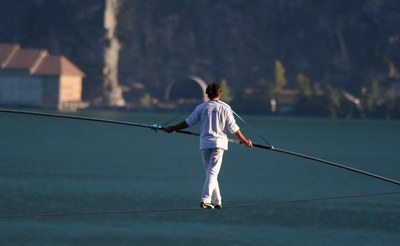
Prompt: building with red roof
<box><xmin>0</xmin><ymin>43</ymin><xmax>85</xmax><ymax>110</ymax></box>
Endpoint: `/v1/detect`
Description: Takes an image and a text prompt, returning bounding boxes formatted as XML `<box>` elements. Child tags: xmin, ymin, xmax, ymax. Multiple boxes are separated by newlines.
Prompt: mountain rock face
<box><xmin>1</xmin><ymin>0</ymin><xmax>399</xmax><ymax>104</ymax></box>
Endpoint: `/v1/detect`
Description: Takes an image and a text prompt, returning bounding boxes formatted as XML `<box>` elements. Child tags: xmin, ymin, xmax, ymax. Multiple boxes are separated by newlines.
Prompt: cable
<box><xmin>1</xmin><ymin>108</ymin><xmax>400</xmax><ymax>186</ymax></box>
<box><xmin>216</xmin><ymin>101</ymin><xmax>274</xmax><ymax>148</ymax></box>
<box><xmin>0</xmin><ymin>191</ymin><xmax>399</xmax><ymax>219</ymax></box>
<box><xmin>223</xmin><ymin>190</ymin><xmax>400</xmax><ymax>209</ymax></box>
<box><xmin>161</xmin><ymin>112</ymin><xmax>186</xmax><ymax>127</ymax></box>
<box><xmin>0</xmin><ymin>207</ymin><xmax>202</xmax><ymax>219</ymax></box>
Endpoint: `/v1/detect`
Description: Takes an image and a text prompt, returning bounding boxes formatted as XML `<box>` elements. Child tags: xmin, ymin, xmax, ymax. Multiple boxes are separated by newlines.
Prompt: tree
<box><xmin>274</xmin><ymin>60</ymin><xmax>287</xmax><ymax>93</ymax></box>
<box><xmin>384</xmin><ymin>91</ymin><xmax>395</xmax><ymax>119</ymax></box>
<box><xmin>103</xmin><ymin>0</ymin><xmax>125</xmax><ymax>106</ymax></box>
<box><xmin>294</xmin><ymin>73</ymin><xmax>312</xmax><ymax>115</ymax></box>
<box><xmin>326</xmin><ymin>84</ymin><xmax>342</xmax><ymax>118</ymax></box>
<box><xmin>296</xmin><ymin>73</ymin><xmax>312</xmax><ymax>98</ymax></box>
<box><xmin>255</xmin><ymin>78</ymin><xmax>275</xmax><ymax>112</ymax></box>
<box><xmin>363</xmin><ymin>79</ymin><xmax>380</xmax><ymax>115</ymax></box>
<box><xmin>313</xmin><ymin>82</ymin><xmax>323</xmax><ymax>96</ymax></box>
<box><xmin>220</xmin><ymin>78</ymin><xmax>231</xmax><ymax>102</ymax></box>
<box><xmin>252</xmin><ymin>60</ymin><xmax>288</xmax><ymax>113</ymax></box>
<box><xmin>293</xmin><ymin>74</ymin><xmax>326</xmax><ymax>116</ymax></box>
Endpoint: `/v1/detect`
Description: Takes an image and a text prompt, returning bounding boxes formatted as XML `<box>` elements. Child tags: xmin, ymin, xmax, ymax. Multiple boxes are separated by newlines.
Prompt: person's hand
<box><xmin>163</xmin><ymin>126</ymin><xmax>175</xmax><ymax>133</ymax></box>
<box><xmin>243</xmin><ymin>139</ymin><xmax>253</xmax><ymax>148</ymax></box>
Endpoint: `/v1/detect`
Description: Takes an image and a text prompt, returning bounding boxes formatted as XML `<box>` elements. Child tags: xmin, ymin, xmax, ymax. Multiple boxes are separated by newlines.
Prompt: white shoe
<box><xmin>200</xmin><ymin>202</ymin><xmax>214</xmax><ymax>209</ymax></box>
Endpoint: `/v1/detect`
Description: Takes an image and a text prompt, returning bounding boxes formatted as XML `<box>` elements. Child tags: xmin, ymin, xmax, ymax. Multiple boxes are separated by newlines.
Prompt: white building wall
<box><xmin>59</xmin><ymin>75</ymin><xmax>82</xmax><ymax>102</ymax></box>
<box><xmin>0</xmin><ymin>75</ymin><xmax>43</xmax><ymax>106</ymax></box>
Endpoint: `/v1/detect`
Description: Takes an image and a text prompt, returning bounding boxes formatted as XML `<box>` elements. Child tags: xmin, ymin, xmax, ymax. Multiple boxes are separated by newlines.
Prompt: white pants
<box><xmin>200</xmin><ymin>148</ymin><xmax>224</xmax><ymax>205</ymax></box>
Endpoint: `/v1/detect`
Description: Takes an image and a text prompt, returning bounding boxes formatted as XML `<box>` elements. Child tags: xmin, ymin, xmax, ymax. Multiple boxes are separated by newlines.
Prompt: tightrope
<box><xmin>1</xmin><ymin>191</ymin><xmax>399</xmax><ymax>219</ymax></box>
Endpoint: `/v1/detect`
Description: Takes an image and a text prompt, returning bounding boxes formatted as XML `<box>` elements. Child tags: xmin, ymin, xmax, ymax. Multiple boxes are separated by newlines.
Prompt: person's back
<box><xmin>187</xmin><ymin>100</ymin><xmax>239</xmax><ymax>150</ymax></box>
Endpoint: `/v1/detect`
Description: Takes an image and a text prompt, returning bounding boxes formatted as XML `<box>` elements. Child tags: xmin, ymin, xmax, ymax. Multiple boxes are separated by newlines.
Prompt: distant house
<box><xmin>0</xmin><ymin>43</ymin><xmax>85</xmax><ymax>110</ymax></box>
<box><xmin>273</xmin><ymin>89</ymin><xmax>298</xmax><ymax>114</ymax></box>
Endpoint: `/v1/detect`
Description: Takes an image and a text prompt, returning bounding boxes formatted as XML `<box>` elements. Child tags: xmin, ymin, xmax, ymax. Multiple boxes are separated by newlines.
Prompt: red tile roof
<box><xmin>5</xmin><ymin>48</ymin><xmax>48</xmax><ymax>71</ymax></box>
<box><xmin>0</xmin><ymin>44</ymin><xmax>20</xmax><ymax>67</ymax></box>
<box><xmin>0</xmin><ymin>43</ymin><xmax>84</xmax><ymax>77</ymax></box>
<box><xmin>33</xmin><ymin>55</ymin><xmax>85</xmax><ymax>77</ymax></box>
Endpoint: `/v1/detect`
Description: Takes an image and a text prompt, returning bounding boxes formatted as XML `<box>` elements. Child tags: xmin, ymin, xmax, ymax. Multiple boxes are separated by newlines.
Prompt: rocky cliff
<box><xmin>1</xmin><ymin>0</ymin><xmax>399</xmax><ymax>105</ymax></box>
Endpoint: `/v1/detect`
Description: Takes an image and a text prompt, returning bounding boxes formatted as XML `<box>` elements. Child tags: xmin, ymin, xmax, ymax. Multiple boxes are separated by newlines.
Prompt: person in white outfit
<box><xmin>163</xmin><ymin>83</ymin><xmax>253</xmax><ymax>209</ymax></box>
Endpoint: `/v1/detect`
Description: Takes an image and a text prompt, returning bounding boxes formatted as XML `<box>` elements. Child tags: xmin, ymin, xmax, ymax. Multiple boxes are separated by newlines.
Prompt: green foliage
<box><xmin>364</xmin><ymin>79</ymin><xmax>380</xmax><ymax>112</ymax></box>
<box><xmin>274</xmin><ymin>60</ymin><xmax>287</xmax><ymax>93</ymax></box>
<box><xmin>384</xmin><ymin>91</ymin><xmax>396</xmax><ymax>120</ymax></box>
<box><xmin>326</xmin><ymin>84</ymin><xmax>342</xmax><ymax>118</ymax></box>
<box><xmin>254</xmin><ymin>59</ymin><xmax>288</xmax><ymax>101</ymax></box>
<box><xmin>248</xmin><ymin>59</ymin><xmax>400</xmax><ymax>119</ymax></box>
<box><xmin>220</xmin><ymin>78</ymin><xmax>231</xmax><ymax>102</ymax></box>
<box><xmin>296</xmin><ymin>73</ymin><xmax>312</xmax><ymax>98</ymax></box>
<box><xmin>313</xmin><ymin>82</ymin><xmax>323</xmax><ymax>95</ymax></box>
<box><xmin>292</xmin><ymin>74</ymin><xmax>325</xmax><ymax>116</ymax></box>
<box><xmin>252</xmin><ymin>60</ymin><xmax>287</xmax><ymax>114</ymax></box>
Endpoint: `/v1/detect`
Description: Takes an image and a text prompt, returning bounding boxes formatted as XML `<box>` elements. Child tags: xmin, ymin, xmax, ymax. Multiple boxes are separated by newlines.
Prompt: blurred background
<box><xmin>1</xmin><ymin>1</ymin><xmax>400</xmax><ymax>245</ymax></box>
<box><xmin>0</xmin><ymin>0</ymin><xmax>400</xmax><ymax>118</ymax></box>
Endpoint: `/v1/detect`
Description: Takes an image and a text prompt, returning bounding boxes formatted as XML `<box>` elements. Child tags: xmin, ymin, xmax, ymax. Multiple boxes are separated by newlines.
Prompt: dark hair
<box><xmin>205</xmin><ymin>83</ymin><xmax>222</xmax><ymax>99</ymax></box>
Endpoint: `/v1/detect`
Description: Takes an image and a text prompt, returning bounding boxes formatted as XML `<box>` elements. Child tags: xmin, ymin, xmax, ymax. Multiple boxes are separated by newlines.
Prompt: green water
<box><xmin>0</xmin><ymin>111</ymin><xmax>399</xmax><ymax>245</ymax></box>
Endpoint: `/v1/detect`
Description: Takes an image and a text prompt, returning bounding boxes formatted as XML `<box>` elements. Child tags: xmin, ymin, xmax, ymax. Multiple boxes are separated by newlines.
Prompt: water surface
<box><xmin>0</xmin><ymin>111</ymin><xmax>399</xmax><ymax>245</ymax></box>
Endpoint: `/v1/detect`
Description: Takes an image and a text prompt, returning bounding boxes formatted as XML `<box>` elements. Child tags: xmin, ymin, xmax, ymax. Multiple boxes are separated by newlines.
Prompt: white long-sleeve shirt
<box><xmin>185</xmin><ymin>100</ymin><xmax>239</xmax><ymax>150</ymax></box>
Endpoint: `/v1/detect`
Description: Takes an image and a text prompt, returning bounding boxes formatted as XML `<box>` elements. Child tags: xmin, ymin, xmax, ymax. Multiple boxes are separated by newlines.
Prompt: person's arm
<box><xmin>163</xmin><ymin>120</ymin><xmax>189</xmax><ymax>133</ymax></box>
<box><xmin>233</xmin><ymin>129</ymin><xmax>253</xmax><ymax>147</ymax></box>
